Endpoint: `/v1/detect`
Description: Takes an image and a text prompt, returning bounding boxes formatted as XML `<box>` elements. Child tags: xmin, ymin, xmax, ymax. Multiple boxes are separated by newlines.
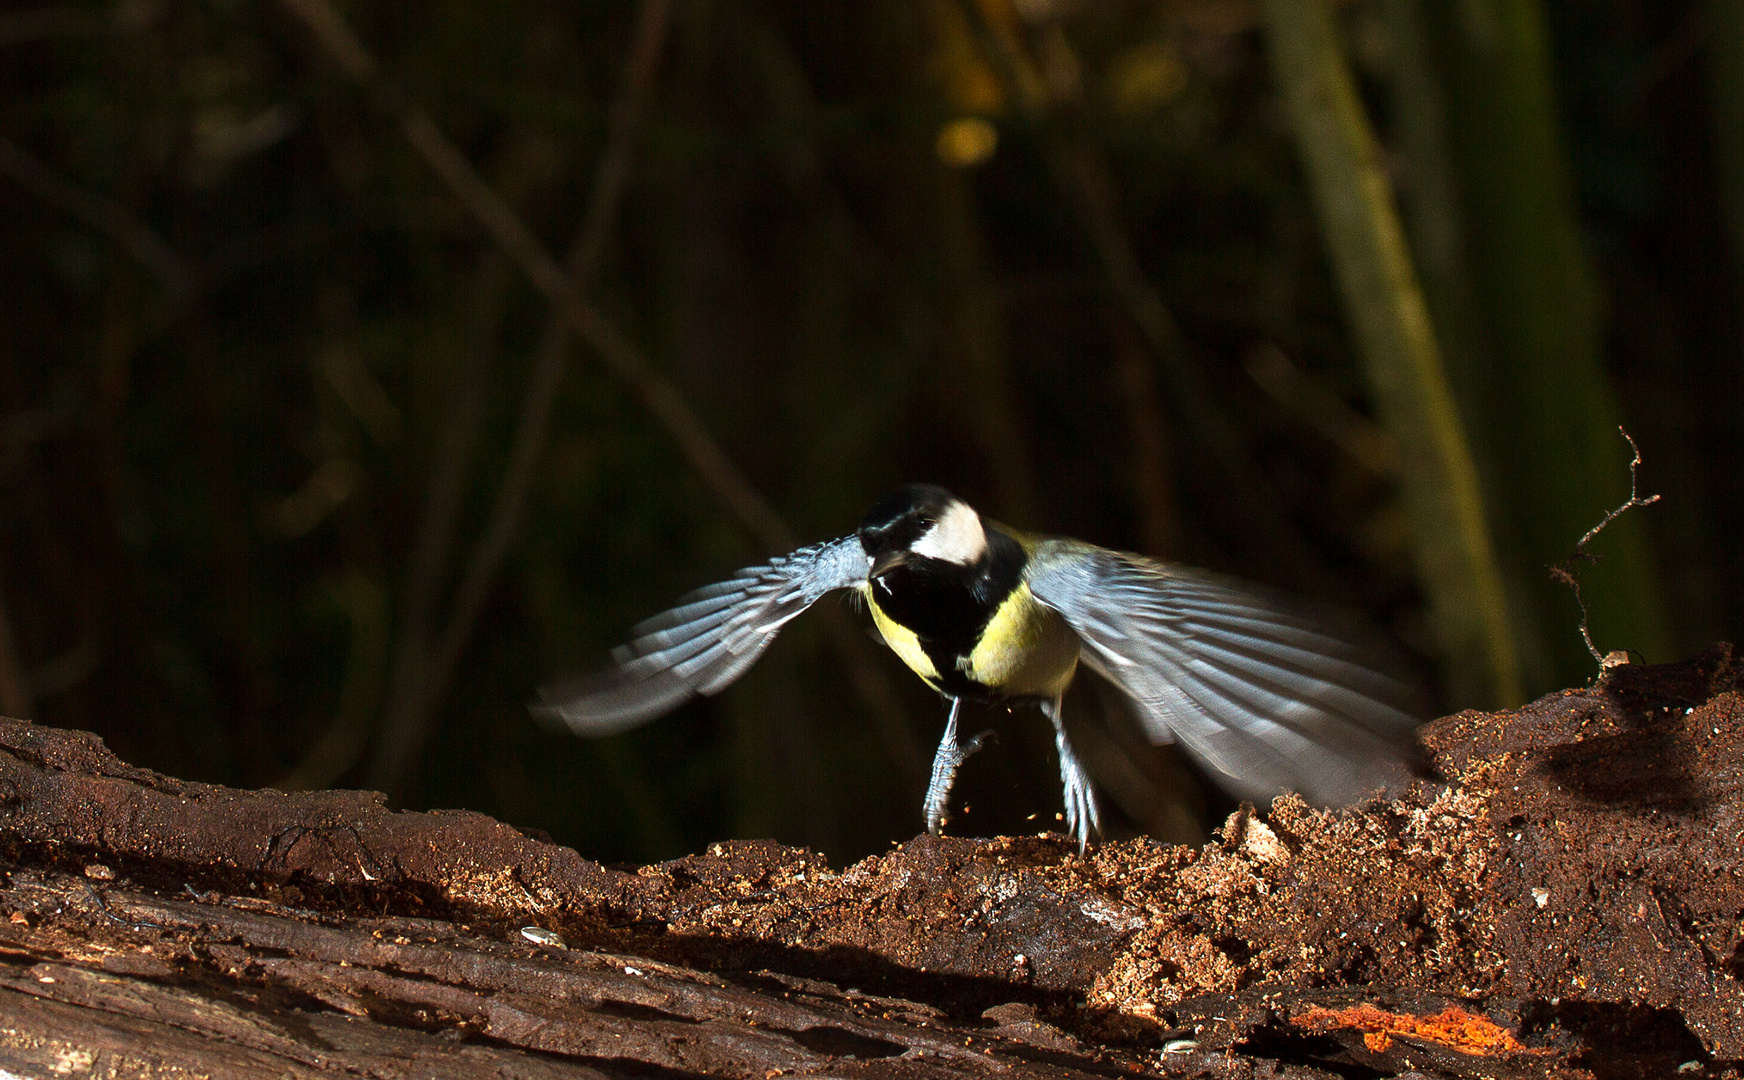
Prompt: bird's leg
<box><xmin>923</xmin><ymin>697</ymin><xmax>992</xmax><ymax>835</ymax></box>
<box><xmin>1042</xmin><ymin>697</ymin><xmax>1101</xmax><ymax>851</ymax></box>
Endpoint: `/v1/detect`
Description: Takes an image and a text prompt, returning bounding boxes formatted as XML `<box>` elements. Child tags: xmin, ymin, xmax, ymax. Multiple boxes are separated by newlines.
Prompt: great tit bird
<box><xmin>539</xmin><ymin>484</ymin><xmax>1418</xmax><ymax>847</ymax></box>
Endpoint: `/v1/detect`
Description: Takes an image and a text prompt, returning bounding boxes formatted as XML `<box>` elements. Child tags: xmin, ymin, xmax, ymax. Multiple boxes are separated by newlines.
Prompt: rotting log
<box><xmin>0</xmin><ymin>647</ymin><xmax>1739</xmax><ymax>1077</ymax></box>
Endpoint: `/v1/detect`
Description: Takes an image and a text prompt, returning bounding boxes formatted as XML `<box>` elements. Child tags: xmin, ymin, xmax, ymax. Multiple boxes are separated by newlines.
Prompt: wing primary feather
<box><xmin>1167</xmin><ymin>636</ymin><xmax>1408</xmax><ymax>730</ymax></box>
<box><xmin>1026</xmin><ymin>540</ymin><xmax>1418</xmax><ymax>808</ymax></box>
<box><xmin>535</xmin><ymin>536</ymin><xmax>868</xmax><ymax>736</ymax></box>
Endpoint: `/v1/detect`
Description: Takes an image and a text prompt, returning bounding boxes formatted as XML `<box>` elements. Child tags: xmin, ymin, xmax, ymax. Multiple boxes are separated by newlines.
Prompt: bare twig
<box><xmin>1548</xmin><ymin>429</ymin><xmax>1662</xmax><ymax>668</ymax></box>
<box><xmin>1574</xmin><ymin>432</ymin><xmax>1662</xmax><ymax>552</ymax></box>
<box><xmin>0</xmin><ymin>135</ymin><xmax>195</xmax><ymax>296</ymax></box>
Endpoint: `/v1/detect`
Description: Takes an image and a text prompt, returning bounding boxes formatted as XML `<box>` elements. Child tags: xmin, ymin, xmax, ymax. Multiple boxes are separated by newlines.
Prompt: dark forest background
<box><xmin>1</xmin><ymin>0</ymin><xmax>1738</xmax><ymax>865</ymax></box>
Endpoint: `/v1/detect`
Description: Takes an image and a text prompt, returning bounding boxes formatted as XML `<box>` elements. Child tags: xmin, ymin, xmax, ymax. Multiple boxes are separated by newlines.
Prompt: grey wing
<box><xmin>536</xmin><ymin>536</ymin><xmax>868</xmax><ymax>737</ymax></box>
<box><xmin>1026</xmin><ymin>540</ymin><xmax>1419</xmax><ymax>808</ymax></box>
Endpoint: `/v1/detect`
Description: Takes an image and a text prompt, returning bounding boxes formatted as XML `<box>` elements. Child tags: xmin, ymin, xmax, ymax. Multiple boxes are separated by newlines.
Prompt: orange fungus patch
<box><xmin>1290</xmin><ymin>1003</ymin><xmax>1543</xmax><ymax>1057</ymax></box>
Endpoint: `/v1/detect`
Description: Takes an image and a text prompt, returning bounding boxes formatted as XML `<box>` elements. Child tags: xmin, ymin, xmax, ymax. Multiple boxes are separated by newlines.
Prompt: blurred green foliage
<box><xmin>0</xmin><ymin>0</ymin><xmax>1737</xmax><ymax>867</ymax></box>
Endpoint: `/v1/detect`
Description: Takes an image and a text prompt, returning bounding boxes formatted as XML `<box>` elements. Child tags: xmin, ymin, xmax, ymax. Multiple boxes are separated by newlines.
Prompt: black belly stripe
<box><xmin>872</xmin><ymin>531</ymin><xmax>1026</xmax><ymax>700</ymax></box>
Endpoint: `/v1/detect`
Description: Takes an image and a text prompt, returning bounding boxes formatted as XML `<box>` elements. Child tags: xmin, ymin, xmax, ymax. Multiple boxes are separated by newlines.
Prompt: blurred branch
<box><xmin>277</xmin><ymin>0</ymin><xmax>789</xmax><ymax>550</ymax></box>
<box><xmin>730</xmin><ymin>13</ymin><xmax>929</xmax><ymax>793</ymax></box>
<box><xmin>936</xmin><ymin>166</ymin><xmax>1038</xmax><ymax>526</ymax></box>
<box><xmin>1048</xmin><ymin>147</ymin><xmax>1321</xmax><ymax>573</ymax></box>
<box><xmin>278</xmin><ymin>0</ymin><xmax>930</xmax><ymax>800</ymax></box>
<box><xmin>1244</xmin><ymin>343</ymin><xmax>1399</xmax><ymax>479</ymax></box>
<box><xmin>953</xmin><ymin>1</ymin><xmax>1318</xmax><ymax>583</ymax></box>
<box><xmin>1382</xmin><ymin>0</ymin><xmax>1491</xmax><ymax>402</ymax></box>
<box><xmin>422</xmin><ymin>4</ymin><xmax>921</xmax><ymax>799</ymax></box>
<box><xmin>279</xmin><ymin>572</ymin><xmax>388</xmax><ymax>792</ymax></box>
<box><xmin>428</xmin><ymin>0</ymin><xmax>685</xmax><ymax>711</ymax></box>
<box><xmin>1258</xmin><ymin>0</ymin><xmax>1523</xmax><ymax>705</ymax></box>
<box><xmin>0</xmin><ymin>135</ymin><xmax>195</xmax><ymax>297</ymax></box>
<box><xmin>286</xmin><ymin>0</ymin><xmax>687</xmax><ymax>793</ymax></box>
<box><xmin>276</xmin><ymin>0</ymin><xmax>376</xmax><ymax>81</ymax></box>
<box><xmin>24</xmin><ymin>636</ymin><xmax>101</xmax><ymax>703</ymax></box>
<box><xmin>1381</xmin><ymin>0</ymin><xmax>1549</xmax><ymax>693</ymax></box>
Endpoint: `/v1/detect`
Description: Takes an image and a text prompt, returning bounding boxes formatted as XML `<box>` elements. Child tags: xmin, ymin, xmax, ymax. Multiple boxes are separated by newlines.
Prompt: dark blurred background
<box><xmin>1</xmin><ymin>0</ymin><xmax>1737</xmax><ymax>866</ymax></box>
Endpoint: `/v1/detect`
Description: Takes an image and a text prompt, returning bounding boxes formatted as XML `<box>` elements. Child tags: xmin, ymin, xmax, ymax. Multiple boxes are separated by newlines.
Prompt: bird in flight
<box><xmin>539</xmin><ymin>484</ymin><xmax>1419</xmax><ymax>848</ymax></box>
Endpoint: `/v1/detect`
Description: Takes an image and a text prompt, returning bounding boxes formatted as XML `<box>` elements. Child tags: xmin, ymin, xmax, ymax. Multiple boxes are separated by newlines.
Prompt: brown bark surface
<box><xmin>0</xmin><ymin>646</ymin><xmax>1739</xmax><ymax>1078</ymax></box>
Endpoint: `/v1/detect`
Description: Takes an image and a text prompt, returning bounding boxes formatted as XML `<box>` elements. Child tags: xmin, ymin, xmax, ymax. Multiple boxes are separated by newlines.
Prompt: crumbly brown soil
<box><xmin>0</xmin><ymin>646</ymin><xmax>1738</xmax><ymax>1078</ymax></box>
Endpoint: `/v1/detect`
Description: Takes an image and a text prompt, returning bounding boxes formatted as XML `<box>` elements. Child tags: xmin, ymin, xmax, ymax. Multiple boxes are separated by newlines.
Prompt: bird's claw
<box><xmin>923</xmin><ymin>700</ymin><xmax>993</xmax><ymax>836</ymax></box>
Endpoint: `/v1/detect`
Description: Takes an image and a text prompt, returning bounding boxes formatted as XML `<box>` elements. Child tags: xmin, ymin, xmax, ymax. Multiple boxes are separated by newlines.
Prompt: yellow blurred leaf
<box><xmin>936</xmin><ymin>116</ymin><xmax>1000</xmax><ymax>167</ymax></box>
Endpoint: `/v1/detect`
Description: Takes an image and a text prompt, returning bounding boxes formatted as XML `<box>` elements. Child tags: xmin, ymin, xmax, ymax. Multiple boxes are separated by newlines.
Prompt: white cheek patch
<box><xmin>911</xmin><ymin>501</ymin><xmax>988</xmax><ymax>565</ymax></box>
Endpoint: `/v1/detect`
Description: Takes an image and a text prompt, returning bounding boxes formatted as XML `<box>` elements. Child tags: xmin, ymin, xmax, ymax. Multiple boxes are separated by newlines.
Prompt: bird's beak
<box><xmin>869</xmin><ymin>549</ymin><xmax>909</xmax><ymax>578</ymax></box>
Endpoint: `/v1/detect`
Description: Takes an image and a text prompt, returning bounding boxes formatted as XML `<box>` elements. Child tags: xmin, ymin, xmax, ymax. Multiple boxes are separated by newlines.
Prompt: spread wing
<box><xmin>536</xmin><ymin>536</ymin><xmax>868</xmax><ymax>736</ymax></box>
<box><xmin>1025</xmin><ymin>539</ymin><xmax>1419</xmax><ymax>807</ymax></box>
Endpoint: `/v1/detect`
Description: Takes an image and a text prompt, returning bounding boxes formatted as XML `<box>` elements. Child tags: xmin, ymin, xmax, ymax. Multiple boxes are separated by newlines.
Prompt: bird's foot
<box><xmin>923</xmin><ymin>698</ymin><xmax>994</xmax><ymax>836</ymax></box>
<box><xmin>1045</xmin><ymin>699</ymin><xmax>1102</xmax><ymax>852</ymax></box>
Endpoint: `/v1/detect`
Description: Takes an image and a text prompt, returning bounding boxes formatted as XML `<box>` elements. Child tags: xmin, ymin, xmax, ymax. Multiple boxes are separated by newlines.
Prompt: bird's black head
<box><xmin>858</xmin><ymin>484</ymin><xmax>989</xmax><ymax>577</ymax></box>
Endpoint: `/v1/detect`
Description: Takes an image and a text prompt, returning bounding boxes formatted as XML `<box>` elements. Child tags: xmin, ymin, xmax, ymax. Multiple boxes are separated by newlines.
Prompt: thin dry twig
<box><xmin>1548</xmin><ymin>428</ymin><xmax>1661</xmax><ymax>667</ymax></box>
<box><xmin>415</xmin><ymin>0</ymin><xmax>924</xmax><ymax>795</ymax></box>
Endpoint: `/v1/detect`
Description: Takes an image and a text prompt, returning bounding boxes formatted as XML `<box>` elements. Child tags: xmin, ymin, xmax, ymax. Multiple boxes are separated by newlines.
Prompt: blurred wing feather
<box><xmin>537</xmin><ymin>537</ymin><xmax>868</xmax><ymax>736</ymax></box>
<box><xmin>1026</xmin><ymin>540</ymin><xmax>1418</xmax><ymax>807</ymax></box>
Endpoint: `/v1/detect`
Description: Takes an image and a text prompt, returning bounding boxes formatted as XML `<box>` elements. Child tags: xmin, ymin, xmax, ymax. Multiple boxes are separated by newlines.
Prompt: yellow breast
<box><xmin>861</xmin><ymin>581</ymin><xmax>1079</xmax><ymax>700</ymax></box>
<box><xmin>964</xmin><ymin>581</ymin><xmax>1079</xmax><ymax>699</ymax></box>
<box><xmin>863</xmin><ymin>587</ymin><xmax>941</xmax><ymax>683</ymax></box>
